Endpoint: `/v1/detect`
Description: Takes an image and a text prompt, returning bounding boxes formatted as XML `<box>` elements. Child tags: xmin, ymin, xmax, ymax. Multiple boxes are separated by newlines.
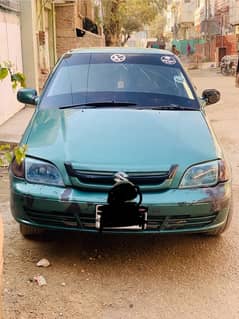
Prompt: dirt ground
<box><xmin>1</xmin><ymin>69</ymin><xmax>239</xmax><ymax>319</ymax></box>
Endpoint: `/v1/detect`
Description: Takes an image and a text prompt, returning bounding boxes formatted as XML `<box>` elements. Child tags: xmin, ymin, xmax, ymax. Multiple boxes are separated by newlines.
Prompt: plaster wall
<box><xmin>0</xmin><ymin>8</ymin><xmax>23</xmax><ymax>126</ymax></box>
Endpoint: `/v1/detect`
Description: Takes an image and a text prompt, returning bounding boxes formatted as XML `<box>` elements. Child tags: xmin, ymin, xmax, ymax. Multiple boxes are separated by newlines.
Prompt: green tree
<box><xmin>0</xmin><ymin>62</ymin><xmax>26</xmax><ymax>88</ymax></box>
<box><xmin>102</xmin><ymin>0</ymin><xmax>123</xmax><ymax>46</ymax></box>
<box><xmin>102</xmin><ymin>0</ymin><xmax>166</xmax><ymax>46</ymax></box>
<box><xmin>0</xmin><ymin>62</ymin><xmax>27</xmax><ymax>167</ymax></box>
<box><xmin>0</xmin><ymin>144</ymin><xmax>27</xmax><ymax>167</ymax></box>
<box><xmin>147</xmin><ymin>13</ymin><xmax>167</xmax><ymax>40</ymax></box>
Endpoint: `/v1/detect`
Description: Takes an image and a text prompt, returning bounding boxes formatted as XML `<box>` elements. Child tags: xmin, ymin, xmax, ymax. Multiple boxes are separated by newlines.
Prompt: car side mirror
<box><xmin>17</xmin><ymin>88</ymin><xmax>38</xmax><ymax>105</ymax></box>
<box><xmin>202</xmin><ymin>89</ymin><xmax>220</xmax><ymax>105</ymax></box>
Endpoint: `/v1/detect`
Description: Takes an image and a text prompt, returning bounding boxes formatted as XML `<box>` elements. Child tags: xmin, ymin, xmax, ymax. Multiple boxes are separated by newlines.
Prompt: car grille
<box><xmin>25</xmin><ymin>208</ymin><xmax>217</xmax><ymax>231</ymax></box>
<box><xmin>25</xmin><ymin>208</ymin><xmax>95</xmax><ymax>228</ymax></box>
<box><xmin>64</xmin><ymin>163</ymin><xmax>178</xmax><ymax>190</ymax></box>
<box><xmin>147</xmin><ymin>214</ymin><xmax>217</xmax><ymax>230</ymax></box>
<box><xmin>71</xmin><ymin>171</ymin><xmax>169</xmax><ymax>185</ymax></box>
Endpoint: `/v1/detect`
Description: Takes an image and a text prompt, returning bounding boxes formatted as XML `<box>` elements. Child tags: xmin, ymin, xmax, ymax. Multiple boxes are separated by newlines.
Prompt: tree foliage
<box><xmin>102</xmin><ymin>0</ymin><xmax>166</xmax><ymax>46</ymax></box>
<box><xmin>0</xmin><ymin>62</ymin><xmax>26</xmax><ymax>89</ymax></box>
<box><xmin>147</xmin><ymin>13</ymin><xmax>167</xmax><ymax>40</ymax></box>
<box><xmin>0</xmin><ymin>62</ymin><xmax>27</xmax><ymax>168</ymax></box>
<box><xmin>0</xmin><ymin>144</ymin><xmax>27</xmax><ymax>167</ymax></box>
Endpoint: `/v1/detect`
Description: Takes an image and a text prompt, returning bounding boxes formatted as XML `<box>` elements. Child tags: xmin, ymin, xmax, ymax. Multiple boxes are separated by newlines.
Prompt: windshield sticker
<box><xmin>110</xmin><ymin>54</ymin><xmax>126</xmax><ymax>63</ymax></box>
<box><xmin>174</xmin><ymin>75</ymin><xmax>184</xmax><ymax>83</ymax></box>
<box><xmin>161</xmin><ymin>56</ymin><xmax>177</xmax><ymax>65</ymax></box>
<box><xmin>117</xmin><ymin>80</ymin><xmax>125</xmax><ymax>89</ymax></box>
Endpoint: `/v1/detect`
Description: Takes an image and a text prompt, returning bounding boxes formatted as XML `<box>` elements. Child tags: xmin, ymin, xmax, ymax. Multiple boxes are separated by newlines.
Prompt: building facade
<box><xmin>194</xmin><ymin>0</ymin><xmax>237</xmax><ymax>62</ymax></box>
<box><xmin>0</xmin><ymin>0</ymin><xmax>23</xmax><ymax>126</ymax></box>
<box><xmin>164</xmin><ymin>0</ymin><xmax>239</xmax><ymax>62</ymax></box>
<box><xmin>165</xmin><ymin>0</ymin><xmax>197</xmax><ymax>41</ymax></box>
<box><xmin>229</xmin><ymin>0</ymin><xmax>239</xmax><ymax>51</ymax></box>
<box><xmin>177</xmin><ymin>0</ymin><xmax>197</xmax><ymax>40</ymax></box>
<box><xmin>0</xmin><ymin>0</ymin><xmax>105</xmax><ymax>126</ymax></box>
<box><xmin>21</xmin><ymin>0</ymin><xmax>105</xmax><ymax>91</ymax></box>
<box><xmin>55</xmin><ymin>0</ymin><xmax>105</xmax><ymax>58</ymax></box>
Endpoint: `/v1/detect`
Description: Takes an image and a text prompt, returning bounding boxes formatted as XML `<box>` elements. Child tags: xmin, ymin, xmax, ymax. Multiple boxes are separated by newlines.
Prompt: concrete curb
<box><xmin>0</xmin><ymin>107</ymin><xmax>34</xmax><ymax>146</ymax></box>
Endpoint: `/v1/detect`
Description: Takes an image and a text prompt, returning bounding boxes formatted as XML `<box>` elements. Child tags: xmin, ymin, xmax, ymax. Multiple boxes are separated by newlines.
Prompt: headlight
<box><xmin>11</xmin><ymin>158</ymin><xmax>25</xmax><ymax>178</ymax></box>
<box><xmin>25</xmin><ymin>158</ymin><xmax>64</xmax><ymax>186</ymax></box>
<box><xmin>179</xmin><ymin>160</ymin><xmax>230</xmax><ymax>188</ymax></box>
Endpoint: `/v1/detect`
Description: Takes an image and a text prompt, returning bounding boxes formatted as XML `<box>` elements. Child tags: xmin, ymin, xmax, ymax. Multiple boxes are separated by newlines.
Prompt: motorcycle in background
<box><xmin>220</xmin><ymin>55</ymin><xmax>238</xmax><ymax>76</ymax></box>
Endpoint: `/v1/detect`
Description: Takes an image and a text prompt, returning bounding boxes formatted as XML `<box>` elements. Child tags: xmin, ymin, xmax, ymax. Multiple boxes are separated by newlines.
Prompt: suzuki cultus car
<box><xmin>10</xmin><ymin>48</ymin><xmax>232</xmax><ymax>237</ymax></box>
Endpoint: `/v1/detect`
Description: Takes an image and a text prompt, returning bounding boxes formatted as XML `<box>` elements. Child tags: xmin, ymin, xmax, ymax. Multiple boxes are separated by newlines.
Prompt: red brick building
<box><xmin>21</xmin><ymin>0</ymin><xmax>105</xmax><ymax>91</ymax></box>
<box><xmin>55</xmin><ymin>0</ymin><xmax>105</xmax><ymax>58</ymax></box>
<box><xmin>194</xmin><ymin>0</ymin><xmax>237</xmax><ymax>62</ymax></box>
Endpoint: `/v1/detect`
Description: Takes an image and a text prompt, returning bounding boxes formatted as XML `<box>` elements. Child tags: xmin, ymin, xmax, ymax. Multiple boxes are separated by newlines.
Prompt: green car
<box><xmin>10</xmin><ymin>48</ymin><xmax>232</xmax><ymax>237</ymax></box>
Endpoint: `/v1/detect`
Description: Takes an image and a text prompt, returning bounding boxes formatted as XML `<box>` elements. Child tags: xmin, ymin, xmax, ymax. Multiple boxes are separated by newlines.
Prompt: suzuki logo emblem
<box><xmin>114</xmin><ymin>171</ymin><xmax>129</xmax><ymax>183</ymax></box>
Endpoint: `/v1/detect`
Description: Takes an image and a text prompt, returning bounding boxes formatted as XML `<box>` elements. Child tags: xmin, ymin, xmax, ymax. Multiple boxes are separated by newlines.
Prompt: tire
<box><xmin>19</xmin><ymin>223</ymin><xmax>45</xmax><ymax>238</ymax></box>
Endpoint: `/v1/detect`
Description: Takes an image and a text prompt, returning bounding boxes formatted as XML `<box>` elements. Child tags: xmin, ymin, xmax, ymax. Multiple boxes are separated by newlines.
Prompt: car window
<box><xmin>46</xmin><ymin>65</ymin><xmax>89</xmax><ymax>96</ymax></box>
<box><xmin>40</xmin><ymin>53</ymin><xmax>199</xmax><ymax>109</ymax></box>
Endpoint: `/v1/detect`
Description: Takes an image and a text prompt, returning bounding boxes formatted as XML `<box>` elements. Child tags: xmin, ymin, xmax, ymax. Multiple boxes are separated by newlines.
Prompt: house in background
<box><xmin>0</xmin><ymin>0</ymin><xmax>105</xmax><ymax>126</ymax></box>
<box><xmin>55</xmin><ymin>0</ymin><xmax>105</xmax><ymax>58</ymax></box>
<box><xmin>193</xmin><ymin>0</ymin><xmax>237</xmax><ymax>63</ymax></box>
<box><xmin>229</xmin><ymin>0</ymin><xmax>239</xmax><ymax>51</ymax></box>
<box><xmin>0</xmin><ymin>0</ymin><xmax>23</xmax><ymax>126</ymax></box>
<box><xmin>21</xmin><ymin>0</ymin><xmax>105</xmax><ymax>91</ymax></box>
<box><xmin>166</xmin><ymin>0</ymin><xmax>199</xmax><ymax>55</ymax></box>
<box><xmin>163</xmin><ymin>0</ymin><xmax>239</xmax><ymax>62</ymax></box>
<box><xmin>176</xmin><ymin>0</ymin><xmax>197</xmax><ymax>40</ymax></box>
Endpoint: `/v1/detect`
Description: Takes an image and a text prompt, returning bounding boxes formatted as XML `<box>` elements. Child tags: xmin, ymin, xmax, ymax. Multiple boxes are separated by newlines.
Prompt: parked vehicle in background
<box><xmin>11</xmin><ymin>48</ymin><xmax>232</xmax><ymax>238</ymax></box>
<box><xmin>220</xmin><ymin>55</ymin><xmax>238</xmax><ymax>76</ymax></box>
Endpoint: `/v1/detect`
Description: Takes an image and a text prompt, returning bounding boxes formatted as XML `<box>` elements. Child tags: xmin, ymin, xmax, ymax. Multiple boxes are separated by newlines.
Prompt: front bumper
<box><xmin>10</xmin><ymin>175</ymin><xmax>232</xmax><ymax>234</ymax></box>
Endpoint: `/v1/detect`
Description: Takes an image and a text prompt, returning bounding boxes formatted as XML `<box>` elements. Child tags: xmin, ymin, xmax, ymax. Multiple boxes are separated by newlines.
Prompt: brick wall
<box><xmin>55</xmin><ymin>3</ymin><xmax>105</xmax><ymax>58</ymax></box>
<box><xmin>57</xmin><ymin>30</ymin><xmax>105</xmax><ymax>57</ymax></box>
<box><xmin>223</xmin><ymin>34</ymin><xmax>237</xmax><ymax>55</ymax></box>
<box><xmin>56</xmin><ymin>3</ymin><xmax>77</xmax><ymax>32</ymax></box>
<box><xmin>195</xmin><ymin>34</ymin><xmax>237</xmax><ymax>62</ymax></box>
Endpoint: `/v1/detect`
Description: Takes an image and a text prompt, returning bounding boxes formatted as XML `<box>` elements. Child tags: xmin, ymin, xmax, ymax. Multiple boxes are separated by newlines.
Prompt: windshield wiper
<box><xmin>148</xmin><ymin>105</ymin><xmax>197</xmax><ymax>111</ymax></box>
<box><xmin>59</xmin><ymin>102</ymin><xmax>196</xmax><ymax>111</ymax></box>
<box><xmin>59</xmin><ymin>101</ymin><xmax>137</xmax><ymax>109</ymax></box>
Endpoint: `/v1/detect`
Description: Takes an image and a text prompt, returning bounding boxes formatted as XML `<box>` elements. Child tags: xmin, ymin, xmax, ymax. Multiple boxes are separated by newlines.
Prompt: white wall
<box><xmin>178</xmin><ymin>0</ymin><xmax>197</xmax><ymax>24</ymax></box>
<box><xmin>0</xmin><ymin>8</ymin><xmax>23</xmax><ymax>126</ymax></box>
<box><xmin>229</xmin><ymin>0</ymin><xmax>239</xmax><ymax>25</ymax></box>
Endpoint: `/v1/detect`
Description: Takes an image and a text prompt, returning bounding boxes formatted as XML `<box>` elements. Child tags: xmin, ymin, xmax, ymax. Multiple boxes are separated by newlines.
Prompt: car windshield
<box><xmin>40</xmin><ymin>52</ymin><xmax>199</xmax><ymax>109</ymax></box>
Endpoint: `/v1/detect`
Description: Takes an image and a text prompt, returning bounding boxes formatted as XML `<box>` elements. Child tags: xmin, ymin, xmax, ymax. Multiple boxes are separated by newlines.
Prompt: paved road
<box><xmin>1</xmin><ymin>69</ymin><xmax>239</xmax><ymax>319</ymax></box>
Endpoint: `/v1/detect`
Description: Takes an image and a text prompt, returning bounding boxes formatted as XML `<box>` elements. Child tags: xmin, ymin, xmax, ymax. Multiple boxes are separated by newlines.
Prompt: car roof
<box><xmin>67</xmin><ymin>47</ymin><xmax>173</xmax><ymax>56</ymax></box>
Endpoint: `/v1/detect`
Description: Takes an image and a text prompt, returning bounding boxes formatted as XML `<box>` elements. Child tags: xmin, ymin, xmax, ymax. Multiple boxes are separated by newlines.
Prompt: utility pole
<box><xmin>205</xmin><ymin>0</ymin><xmax>212</xmax><ymax>60</ymax></box>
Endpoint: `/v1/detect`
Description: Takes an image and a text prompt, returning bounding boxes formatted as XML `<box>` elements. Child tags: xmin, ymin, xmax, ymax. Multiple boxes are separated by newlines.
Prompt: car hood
<box><xmin>26</xmin><ymin>108</ymin><xmax>221</xmax><ymax>181</ymax></box>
